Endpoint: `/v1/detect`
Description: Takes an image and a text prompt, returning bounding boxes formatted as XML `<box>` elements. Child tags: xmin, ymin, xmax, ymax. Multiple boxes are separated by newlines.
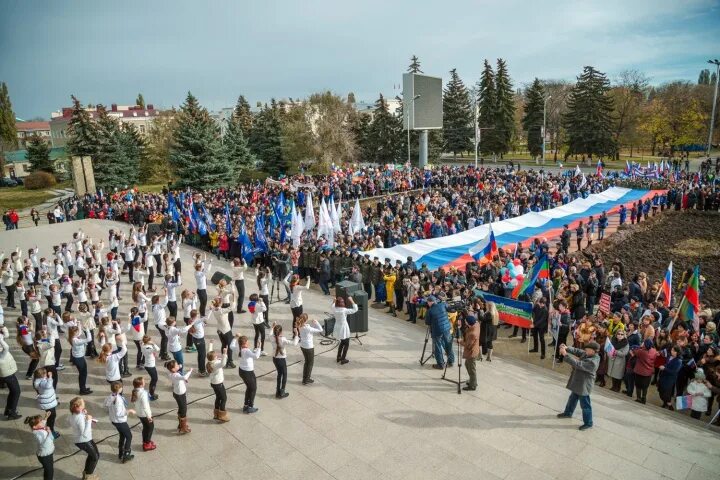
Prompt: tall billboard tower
<box><xmin>403</xmin><ymin>73</ymin><xmax>443</xmax><ymax>167</ymax></box>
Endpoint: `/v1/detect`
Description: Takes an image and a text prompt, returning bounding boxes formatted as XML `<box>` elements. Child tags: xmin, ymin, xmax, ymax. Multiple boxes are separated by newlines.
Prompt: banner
<box><xmin>599</xmin><ymin>293</ymin><xmax>611</xmax><ymax>314</ymax></box>
<box><xmin>476</xmin><ymin>291</ymin><xmax>533</xmax><ymax>329</ymax></box>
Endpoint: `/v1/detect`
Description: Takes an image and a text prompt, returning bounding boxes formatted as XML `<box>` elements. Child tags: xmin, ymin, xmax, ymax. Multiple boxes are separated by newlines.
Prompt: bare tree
<box><xmin>541</xmin><ymin>80</ymin><xmax>572</xmax><ymax>162</ymax></box>
<box><xmin>610</xmin><ymin>70</ymin><xmax>649</xmax><ymax>158</ymax></box>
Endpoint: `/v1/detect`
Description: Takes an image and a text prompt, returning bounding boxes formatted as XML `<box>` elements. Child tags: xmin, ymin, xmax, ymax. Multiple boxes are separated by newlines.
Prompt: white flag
<box><xmin>579</xmin><ymin>172</ymin><xmax>587</xmax><ymax>189</ymax></box>
<box><xmin>574</xmin><ymin>165</ymin><xmax>582</xmax><ymax>177</ymax></box>
<box><xmin>330</xmin><ymin>197</ymin><xmax>341</xmax><ymax>233</ymax></box>
<box><xmin>349</xmin><ymin>198</ymin><xmax>365</xmax><ymax>235</ymax></box>
<box><xmin>291</xmin><ymin>203</ymin><xmax>304</xmax><ymax>248</ymax></box>
<box><xmin>304</xmin><ymin>192</ymin><xmax>315</xmax><ymax>232</ymax></box>
<box><xmin>317</xmin><ymin>198</ymin><xmax>330</xmax><ymax>240</ymax></box>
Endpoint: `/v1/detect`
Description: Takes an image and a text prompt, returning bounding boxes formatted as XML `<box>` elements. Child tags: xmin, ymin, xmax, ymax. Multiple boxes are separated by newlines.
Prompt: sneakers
<box><xmin>302</xmin><ymin>378</ymin><xmax>315</xmax><ymax>385</ymax></box>
<box><xmin>556</xmin><ymin>413</ymin><xmax>572</xmax><ymax>418</ymax></box>
<box><xmin>462</xmin><ymin>386</ymin><xmax>476</xmax><ymax>391</ymax></box>
<box><xmin>80</xmin><ymin>389</ymin><xmax>93</xmax><ymax>396</ymax></box>
<box><xmin>56</xmin><ymin>364</ymin><xmax>66</xmax><ymax>371</ymax></box>
<box><xmin>226</xmin><ymin>361</ymin><xmax>236</xmax><ymax>369</ymax></box>
<box><xmin>185</xmin><ymin>346</ymin><xmax>197</xmax><ymax>353</ymax></box>
<box><xmin>5</xmin><ymin>411</ymin><xmax>22</xmax><ymax>420</ymax></box>
<box><xmin>142</xmin><ymin>441</ymin><xmax>157</xmax><ymax>451</ymax></box>
<box><xmin>276</xmin><ymin>391</ymin><xmax>289</xmax><ymax>399</ymax></box>
<box><xmin>52</xmin><ymin>431</ymin><xmax>61</xmax><ymax>439</ymax></box>
<box><xmin>25</xmin><ymin>375</ymin><xmax>33</xmax><ymax>380</ymax></box>
<box><xmin>243</xmin><ymin>406</ymin><xmax>258</xmax><ymax>414</ymax></box>
<box><xmin>199</xmin><ymin>371</ymin><xmax>208</xmax><ymax>377</ymax></box>
<box><xmin>260</xmin><ymin>351</ymin><xmax>268</xmax><ymax>356</ymax></box>
<box><xmin>431</xmin><ymin>364</ymin><xmax>444</xmax><ymax>370</ymax></box>
<box><xmin>578</xmin><ymin>424</ymin><xmax>593</xmax><ymax>431</ymax></box>
<box><xmin>122</xmin><ymin>451</ymin><xmax>135</xmax><ymax>463</ymax></box>
<box><xmin>121</xmin><ymin>371</ymin><xmax>132</xmax><ymax>378</ymax></box>
<box><xmin>149</xmin><ymin>394</ymin><xmax>158</xmax><ymax>401</ymax></box>
<box><xmin>340</xmin><ymin>359</ymin><xmax>349</xmax><ymax>365</ymax></box>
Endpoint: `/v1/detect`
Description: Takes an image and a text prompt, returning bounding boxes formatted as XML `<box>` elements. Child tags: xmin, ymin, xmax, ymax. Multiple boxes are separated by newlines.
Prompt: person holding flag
<box><xmin>656</xmin><ymin>262</ymin><xmax>673</xmax><ymax>308</ymax></box>
<box><xmin>468</xmin><ymin>226</ymin><xmax>498</xmax><ymax>266</ymax></box>
<box><xmin>676</xmin><ymin>266</ymin><xmax>700</xmax><ymax>332</ymax></box>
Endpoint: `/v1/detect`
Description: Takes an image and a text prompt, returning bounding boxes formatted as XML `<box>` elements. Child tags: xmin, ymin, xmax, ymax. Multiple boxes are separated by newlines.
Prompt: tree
<box><xmin>66</xmin><ymin>95</ymin><xmax>99</xmax><ymax>159</ymax></box>
<box><xmin>224</xmin><ymin>107</ymin><xmax>256</xmax><ymax>182</ymax></box>
<box><xmin>169</xmin><ymin>92</ymin><xmax>231</xmax><ymax>189</ymax></box>
<box><xmin>477</xmin><ymin>60</ymin><xmax>498</xmax><ymax>156</ymax></box>
<box><xmin>350</xmin><ymin>112</ymin><xmax>373</xmax><ymax>162</ymax></box>
<box><xmin>367</xmin><ymin>94</ymin><xmax>404</xmax><ymax>164</ymax></box>
<box><xmin>0</xmin><ymin>82</ymin><xmax>18</xmax><ymax>151</ymax></box>
<box><xmin>142</xmin><ymin>111</ymin><xmax>175</xmax><ymax>183</ymax></box>
<box><xmin>493</xmin><ymin>59</ymin><xmax>516</xmax><ymax>156</ymax></box>
<box><xmin>309</xmin><ymin>91</ymin><xmax>358</xmax><ymax>166</ymax></box>
<box><xmin>563</xmin><ymin>66</ymin><xmax>616</xmax><ymax>161</ymax></box>
<box><xmin>442</xmin><ymin>68</ymin><xmax>473</xmax><ymax>158</ymax></box>
<box><xmin>407</xmin><ymin>55</ymin><xmax>423</xmax><ymax>74</ymax></box>
<box><xmin>249</xmin><ymin>102</ymin><xmax>287</xmax><ymax>176</ymax></box>
<box><xmin>347</xmin><ymin>92</ymin><xmax>356</xmax><ymax>104</ymax></box>
<box><xmin>26</xmin><ymin>134</ymin><xmax>53</xmax><ymax>173</ymax></box>
<box><xmin>233</xmin><ymin>95</ymin><xmax>254</xmax><ymax>139</ymax></box>
<box><xmin>279</xmin><ymin>102</ymin><xmax>316</xmax><ymax>169</ymax></box>
<box><xmin>638</xmin><ymin>98</ymin><xmax>672</xmax><ymax>155</ymax></box>
<box><xmin>541</xmin><ymin>80</ymin><xmax>572</xmax><ymax>161</ymax></box>
<box><xmin>522</xmin><ymin>78</ymin><xmax>545</xmax><ymax>159</ymax></box>
<box><xmin>610</xmin><ymin>70</ymin><xmax>649</xmax><ymax>158</ymax></box>
<box><xmin>136</xmin><ymin>93</ymin><xmax>145</xmax><ymax>108</ymax></box>
<box><xmin>91</xmin><ymin>105</ymin><xmax>142</xmax><ymax>189</ymax></box>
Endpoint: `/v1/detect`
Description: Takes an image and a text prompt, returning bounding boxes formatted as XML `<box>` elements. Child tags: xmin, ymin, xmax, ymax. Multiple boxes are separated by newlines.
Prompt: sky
<box><xmin>1</xmin><ymin>0</ymin><xmax>719</xmax><ymax>120</ymax></box>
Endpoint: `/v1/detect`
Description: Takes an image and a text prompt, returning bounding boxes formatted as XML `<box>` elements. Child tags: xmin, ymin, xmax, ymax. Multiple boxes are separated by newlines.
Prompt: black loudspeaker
<box><xmin>323</xmin><ymin>316</ymin><xmax>336</xmax><ymax>337</ymax></box>
<box><xmin>348</xmin><ymin>290</ymin><xmax>368</xmax><ymax>333</ymax></box>
<box><xmin>210</xmin><ymin>271</ymin><xmax>232</xmax><ymax>286</ymax></box>
<box><xmin>335</xmin><ymin>280</ymin><xmax>362</xmax><ymax>302</ymax></box>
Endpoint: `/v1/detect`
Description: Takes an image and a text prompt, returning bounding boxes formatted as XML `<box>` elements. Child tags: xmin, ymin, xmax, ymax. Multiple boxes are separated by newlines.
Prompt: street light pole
<box><xmin>707</xmin><ymin>59</ymin><xmax>720</xmax><ymax>158</ymax></box>
<box><xmin>542</xmin><ymin>95</ymin><xmax>552</xmax><ymax>165</ymax></box>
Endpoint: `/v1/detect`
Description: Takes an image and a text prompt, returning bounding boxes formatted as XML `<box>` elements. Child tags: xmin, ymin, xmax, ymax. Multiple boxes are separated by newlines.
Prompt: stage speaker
<box><xmin>210</xmin><ymin>271</ymin><xmax>232</xmax><ymax>286</ymax></box>
<box><xmin>335</xmin><ymin>280</ymin><xmax>361</xmax><ymax>302</ymax></box>
<box><xmin>348</xmin><ymin>290</ymin><xmax>368</xmax><ymax>333</ymax></box>
<box><xmin>323</xmin><ymin>316</ymin><xmax>336</xmax><ymax>337</ymax></box>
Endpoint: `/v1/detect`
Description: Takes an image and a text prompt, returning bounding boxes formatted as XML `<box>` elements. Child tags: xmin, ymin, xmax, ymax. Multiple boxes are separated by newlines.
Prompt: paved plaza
<box><xmin>1</xmin><ymin>220</ymin><xmax>719</xmax><ymax>480</ymax></box>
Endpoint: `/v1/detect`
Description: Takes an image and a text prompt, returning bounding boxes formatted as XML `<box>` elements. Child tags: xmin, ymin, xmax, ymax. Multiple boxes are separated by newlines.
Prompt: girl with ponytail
<box><xmin>270</xmin><ymin>322</ymin><xmax>299</xmax><ymax>399</ymax></box>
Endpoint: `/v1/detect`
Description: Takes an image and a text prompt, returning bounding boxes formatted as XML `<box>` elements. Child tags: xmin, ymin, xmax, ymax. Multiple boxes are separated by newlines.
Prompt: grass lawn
<box><xmin>136</xmin><ymin>183</ymin><xmax>166</xmax><ymax>194</ymax></box>
<box><xmin>0</xmin><ymin>186</ymin><xmax>56</xmax><ymax>211</ymax></box>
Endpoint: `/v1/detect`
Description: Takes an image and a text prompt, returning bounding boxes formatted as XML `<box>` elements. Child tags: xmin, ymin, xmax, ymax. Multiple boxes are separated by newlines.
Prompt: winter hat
<box><xmin>585</xmin><ymin>341</ymin><xmax>600</xmax><ymax>352</ymax></box>
<box><xmin>695</xmin><ymin>369</ymin><xmax>706</xmax><ymax>381</ymax></box>
<box><xmin>426</xmin><ymin>295</ymin><xmax>438</xmax><ymax>304</ymax></box>
<box><xmin>643</xmin><ymin>338</ymin><xmax>654</xmax><ymax>350</ymax></box>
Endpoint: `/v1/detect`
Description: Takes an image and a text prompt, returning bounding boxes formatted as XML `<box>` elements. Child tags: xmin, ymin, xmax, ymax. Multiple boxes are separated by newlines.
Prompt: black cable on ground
<box><xmin>10</xmin><ymin>341</ymin><xmax>340</xmax><ymax>480</ymax></box>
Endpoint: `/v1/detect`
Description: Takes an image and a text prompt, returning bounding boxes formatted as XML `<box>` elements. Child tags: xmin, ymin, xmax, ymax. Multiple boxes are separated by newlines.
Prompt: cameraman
<box><xmin>462</xmin><ymin>314</ymin><xmax>480</xmax><ymax>391</ymax></box>
<box><xmin>425</xmin><ymin>296</ymin><xmax>455</xmax><ymax>370</ymax></box>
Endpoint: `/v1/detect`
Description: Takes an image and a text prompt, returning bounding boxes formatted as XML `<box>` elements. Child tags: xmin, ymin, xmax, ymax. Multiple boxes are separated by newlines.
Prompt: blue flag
<box><xmin>191</xmin><ymin>202</ymin><xmax>207</xmax><ymax>235</ymax></box>
<box><xmin>239</xmin><ymin>223</ymin><xmax>255</xmax><ymax>265</ymax></box>
<box><xmin>202</xmin><ymin>205</ymin><xmax>216</xmax><ymax>231</ymax></box>
<box><xmin>254</xmin><ymin>216</ymin><xmax>269</xmax><ymax>252</ymax></box>
<box><xmin>224</xmin><ymin>203</ymin><xmax>232</xmax><ymax>234</ymax></box>
<box><xmin>167</xmin><ymin>193</ymin><xmax>181</xmax><ymax>222</ymax></box>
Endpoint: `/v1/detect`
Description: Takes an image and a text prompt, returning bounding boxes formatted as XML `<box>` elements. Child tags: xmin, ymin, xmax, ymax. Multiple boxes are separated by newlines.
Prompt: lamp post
<box><xmin>707</xmin><ymin>59</ymin><xmax>720</xmax><ymax>158</ymax></box>
<box><xmin>406</xmin><ymin>94</ymin><xmax>421</xmax><ymax>165</ymax></box>
<box><xmin>542</xmin><ymin>95</ymin><xmax>552</xmax><ymax>164</ymax></box>
<box><xmin>473</xmin><ymin>86</ymin><xmax>488</xmax><ymax>169</ymax></box>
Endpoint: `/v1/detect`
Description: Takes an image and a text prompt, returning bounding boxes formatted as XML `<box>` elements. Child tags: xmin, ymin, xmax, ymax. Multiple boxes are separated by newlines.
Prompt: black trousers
<box><xmin>555</xmin><ymin>325</ymin><xmax>569</xmax><ymax>359</ymax></box>
<box><xmin>156</xmin><ymin>324</ymin><xmax>168</xmax><ymax>357</ymax></box>
<box><xmin>197</xmin><ymin>289</ymin><xmax>207</xmax><ymax>316</ymax></box>
<box><xmin>174</xmin><ymin>392</ymin><xmax>188</xmax><ymax>417</ymax></box>
<box><xmin>37</xmin><ymin>454</ymin><xmax>54</xmax><ymax>480</ymax></box>
<box><xmin>33</xmin><ymin>312</ymin><xmax>43</xmax><ymax>332</ymax></box>
<box><xmin>219</xmin><ymin>330</ymin><xmax>234</xmax><ymax>363</ymax></box>
<box><xmin>148</xmin><ymin>267</ymin><xmax>154</xmax><ymax>290</ymax></box>
<box><xmin>193</xmin><ymin>337</ymin><xmax>206</xmax><ymax>373</ymax></box>
<box><xmin>45</xmin><ymin>365</ymin><xmax>58</xmax><ymax>391</ymax></box>
<box><xmin>273</xmin><ymin>357</ymin><xmax>287</xmax><ymax>394</ymax></box>
<box><xmin>363</xmin><ymin>282</ymin><xmax>372</xmax><ymax>301</ymax></box>
<box><xmin>2</xmin><ymin>374</ymin><xmax>20</xmax><ymax>414</ymax></box>
<box><xmin>212</xmin><ymin>382</ymin><xmax>227</xmax><ymax>410</ymax></box>
<box><xmin>239</xmin><ymin>369</ymin><xmax>257</xmax><ymax>408</ymax></box>
<box><xmin>5</xmin><ymin>284</ymin><xmax>16</xmax><ymax>308</ymax></box>
<box><xmin>235</xmin><ymin>280</ymin><xmax>245</xmax><ymax>313</ymax></box>
<box><xmin>22</xmin><ymin>345</ymin><xmax>38</xmax><ymax>377</ymax></box>
<box><xmin>634</xmin><ymin>373</ymin><xmax>651</xmax><ymax>401</ymax></box>
<box><xmin>337</xmin><ymin>338</ymin><xmax>350</xmax><ymax>361</ymax></box>
<box><xmin>167</xmin><ymin>300</ymin><xmax>178</xmax><ymax>319</ymax></box>
<box><xmin>154</xmin><ymin>255</ymin><xmax>162</xmax><ymax>274</ymax></box>
<box><xmin>531</xmin><ymin>328</ymin><xmax>546</xmax><ymax>356</ymax></box>
<box><xmin>113</xmin><ymin>421</ymin><xmax>132</xmax><ymax>453</ymax></box>
<box><xmin>145</xmin><ymin>366</ymin><xmax>158</xmax><ymax>397</ymax></box>
<box><xmin>133</xmin><ymin>340</ymin><xmax>145</xmax><ymax>367</ymax></box>
<box><xmin>253</xmin><ymin>324</ymin><xmax>266</xmax><ymax>351</ymax></box>
<box><xmin>291</xmin><ymin>306</ymin><xmax>303</xmax><ymax>327</ymax></box>
<box><xmin>222</xmin><ymin>303</ymin><xmax>234</xmax><ymax>328</ymax></box>
<box><xmin>70</xmin><ymin>356</ymin><xmax>88</xmax><ymax>392</ymax></box>
<box><xmin>45</xmin><ymin>407</ymin><xmax>57</xmax><ymax>432</ymax></box>
<box><xmin>139</xmin><ymin>417</ymin><xmax>154</xmax><ymax>443</ymax></box>
<box><xmin>260</xmin><ymin>294</ymin><xmax>269</xmax><ymax>322</ymax></box>
<box><xmin>53</xmin><ymin>339</ymin><xmax>62</xmax><ymax>368</ymax></box>
<box><xmin>301</xmin><ymin>347</ymin><xmax>314</xmax><ymax>382</ymax></box>
<box><xmin>75</xmin><ymin>440</ymin><xmax>100</xmax><ymax>474</ymax></box>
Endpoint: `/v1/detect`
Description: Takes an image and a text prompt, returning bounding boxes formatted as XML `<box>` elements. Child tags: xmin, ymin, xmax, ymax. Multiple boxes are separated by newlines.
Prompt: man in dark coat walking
<box><xmin>530</xmin><ymin>297</ymin><xmax>549</xmax><ymax>359</ymax></box>
<box><xmin>557</xmin><ymin>341</ymin><xmax>601</xmax><ymax>430</ymax></box>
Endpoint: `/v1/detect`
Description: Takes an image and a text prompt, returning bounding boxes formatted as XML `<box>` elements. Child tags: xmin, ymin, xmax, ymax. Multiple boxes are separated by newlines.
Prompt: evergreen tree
<box><xmin>0</xmin><ymin>82</ymin><xmax>18</xmax><ymax>150</ymax></box>
<box><xmin>169</xmin><ymin>92</ymin><xmax>231</xmax><ymax>189</ymax></box>
<box><xmin>249</xmin><ymin>103</ymin><xmax>286</xmax><ymax>176</ymax></box>
<box><xmin>522</xmin><ymin>78</ymin><xmax>545</xmax><ymax>159</ymax></box>
<box><xmin>26</xmin><ymin>134</ymin><xmax>53</xmax><ymax>173</ymax></box>
<box><xmin>142</xmin><ymin>111</ymin><xmax>175</xmax><ymax>183</ymax></box>
<box><xmin>117</xmin><ymin>122</ymin><xmax>144</xmax><ymax>186</ymax></box>
<box><xmin>698</xmin><ymin>69</ymin><xmax>710</xmax><ymax>85</ymax></box>
<box><xmin>233</xmin><ymin>95</ymin><xmax>254</xmax><ymax>139</ymax></box>
<box><xmin>92</xmin><ymin>105</ymin><xmax>125</xmax><ymax>189</ymax></box>
<box><xmin>66</xmin><ymin>95</ymin><xmax>100</xmax><ymax>158</ymax></box>
<box><xmin>442</xmin><ymin>69</ymin><xmax>473</xmax><ymax>158</ymax></box>
<box><xmin>477</xmin><ymin>60</ymin><xmax>498</xmax><ymax>156</ymax></box>
<box><xmin>494</xmin><ymin>58</ymin><xmax>516</xmax><ymax>156</ymax></box>
<box><xmin>224</xmin><ymin>107</ymin><xmax>256</xmax><ymax>182</ymax></box>
<box><xmin>367</xmin><ymin>94</ymin><xmax>403</xmax><ymax>164</ymax></box>
<box><xmin>347</xmin><ymin>92</ymin><xmax>356</xmax><ymax>104</ymax></box>
<box><xmin>136</xmin><ymin>93</ymin><xmax>145</xmax><ymax>108</ymax></box>
<box><xmin>408</xmin><ymin>55</ymin><xmax>423</xmax><ymax>74</ymax></box>
<box><xmin>350</xmin><ymin>112</ymin><xmax>373</xmax><ymax>162</ymax></box>
<box><xmin>563</xmin><ymin>66</ymin><xmax>617</xmax><ymax>160</ymax></box>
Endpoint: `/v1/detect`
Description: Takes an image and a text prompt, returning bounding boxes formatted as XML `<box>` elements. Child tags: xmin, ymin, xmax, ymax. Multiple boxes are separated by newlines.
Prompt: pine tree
<box><xmin>233</xmin><ymin>95</ymin><xmax>254</xmax><ymax>139</ymax></box>
<box><xmin>367</xmin><ymin>94</ymin><xmax>403</xmax><ymax>164</ymax></box>
<box><xmin>698</xmin><ymin>69</ymin><xmax>710</xmax><ymax>85</ymax></box>
<box><xmin>347</xmin><ymin>92</ymin><xmax>356</xmax><ymax>104</ymax></box>
<box><xmin>0</xmin><ymin>82</ymin><xmax>18</xmax><ymax>151</ymax></box>
<box><xmin>225</xmin><ymin>106</ymin><xmax>256</xmax><ymax>182</ymax></box>
<box><xmin>249</xmin><ymin>103</ymin><xmax>286</xmax><ymax>176</ymax></box>
<box><xmin>169</xmin><ymin>92</ymin><xmax>231</xmax><ymax>189</ymax></box>
<box><xmin>117</xmin><ymin>122</ymin><xmax>144</xmax><ymax>186</ymax></box>
<box><xmin>408</xmin><ymin>55</ymin><xmax>423</xmax><ymax>73</ymax></box>
<box><xmin>26</xmin><ymin>134</ymin><xmax>53</xmax><ymax>173</ymax></box>
<box><xmin>350</xmin><ymin>112</ymin><xmax>373</xmax><ymax>162</ymax></box>
<box><xmin>494</xmin><ymin>58</ymin><xmax>516</xmax><ymax>156</ymax></box>
<box><xmin>563</xmin><ymin>66</ymin><xmax>617</xmax><ymax>160</ymax></box>
<box><xmin>66</xmin><ymin>96</ymin><xmax>100</xmax><ymax>159</ymax></box>
<box><xmin>136</xmin><ymin>93</ymin><xmax>145</xmax><ymax>108</ymax></box>
<box><xmin>442</xmin><ymin>69</ymin><xmax>473</xmax><ymax>158</ymax></box>
<box><xmin>522</xmin><ymin>78</ymin><xmax>545</xmax><ymax>160</ymax></box>
<box><xmin>477</xmin><ymin>60</ymin><xmax>498</xmax><ymax>156</ymax></box>
<box><xmin>142</xmin><ymin>110</ymin><xmax>175</xmax><ymax>183</ymax></box>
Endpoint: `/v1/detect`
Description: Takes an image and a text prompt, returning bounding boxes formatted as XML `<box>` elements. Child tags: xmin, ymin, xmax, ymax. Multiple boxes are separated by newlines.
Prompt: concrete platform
<box><xmin>0</xmin><ymin>220</ymin><xmax>718</xmax><ymax>480</ymax></box>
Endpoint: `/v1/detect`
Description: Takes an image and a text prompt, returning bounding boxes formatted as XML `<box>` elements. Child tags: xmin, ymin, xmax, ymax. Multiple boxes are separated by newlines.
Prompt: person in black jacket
<box><xmin>570</xmin><ymin>284</ymin><xmax>586</xmax><ymax>321</ymax></box>
<box><xmin>530</xmin><ymin>297</ymin><xmax>549</xmax><ymax>359</ymax></box>
<box><xmin>555</xmin><ymin>301</ymin><xmax>571</xmax><ymax>363</ymax></box>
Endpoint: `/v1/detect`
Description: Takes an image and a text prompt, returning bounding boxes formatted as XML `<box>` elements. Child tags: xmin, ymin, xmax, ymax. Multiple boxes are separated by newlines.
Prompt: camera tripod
<box><xmin>268</xmin><ymin>275</ymin><xmax>286</xmax><ymax>305</ymax></box>
<box><xmin>441</xmin><ymin>324</ymin><xmax>463</xmax><ymax>395</ymax></box>
<box><xmin>419</xmin><ymin>325</ymin><xmax>434</xmax><ymax>365</ymax></box>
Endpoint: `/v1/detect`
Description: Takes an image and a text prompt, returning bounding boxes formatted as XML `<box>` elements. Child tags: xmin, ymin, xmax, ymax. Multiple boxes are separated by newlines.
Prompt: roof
<box><xmin>3</xmin><ymin>147</ymin><xmax>67</xmax><ymax>164</ymax></box>
<box><xmin>16</xmin><ymin>121</ymin><xmax>50</xmax><ymax>131</ymax></box>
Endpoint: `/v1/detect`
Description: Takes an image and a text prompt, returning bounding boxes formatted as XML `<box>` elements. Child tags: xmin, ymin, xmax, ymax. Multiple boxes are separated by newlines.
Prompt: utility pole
<box><xmin>542</xmin><ymin>95</ymin><xmax>552</xmax><ymax>165</ymax></box>
<box><xmin>707</xmin><ymin>59</ymin><xmax>720</xmax><ymax>158</ymax></box>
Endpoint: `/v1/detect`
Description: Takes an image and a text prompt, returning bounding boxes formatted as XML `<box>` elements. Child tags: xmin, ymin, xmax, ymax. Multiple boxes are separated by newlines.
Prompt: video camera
<box><xmin>445</xmin><ymin>299</ymin><xmax>467</xmax><ymax>313</ymax></box>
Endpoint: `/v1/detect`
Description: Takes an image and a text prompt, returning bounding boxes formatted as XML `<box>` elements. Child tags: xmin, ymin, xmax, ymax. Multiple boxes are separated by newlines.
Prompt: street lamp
<box><xmin>707</xmin><ymin>59</ymin><xmax>720</xmax><ymax>157</ymax></box>
<box><xmin>542</xmin><ymin>95</ymin><xmax>552</xmax><ymax>164</ymax></box>
<box><xmin>473</xmin><ymin>86</ymin><xmax>488</xmax><ymax>169</ymax></box>
<box><xmin>406</xmin><ymin>94</ymin><xmax>421</xmax><ymax>165</ymax></box>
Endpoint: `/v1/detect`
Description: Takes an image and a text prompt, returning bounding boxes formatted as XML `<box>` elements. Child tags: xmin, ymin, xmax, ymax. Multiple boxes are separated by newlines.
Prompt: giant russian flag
<box><xmin>364</xmin><ymin>187</ymin><xmax>660</xmax><ymax>271</ymax></box>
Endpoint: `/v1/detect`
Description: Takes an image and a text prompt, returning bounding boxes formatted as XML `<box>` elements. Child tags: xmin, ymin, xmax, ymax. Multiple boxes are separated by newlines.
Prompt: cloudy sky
<box><xmin>2</xmin><ymin>0</ymin><xmax>718</xmax><ymax>119</ymax></box>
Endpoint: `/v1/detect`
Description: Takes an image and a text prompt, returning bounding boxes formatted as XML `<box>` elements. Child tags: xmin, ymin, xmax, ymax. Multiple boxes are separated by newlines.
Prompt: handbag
<box><xmin>675</xmin><ymin>395</ymin><xmax>693</xmax><ymax>410</ymax></box>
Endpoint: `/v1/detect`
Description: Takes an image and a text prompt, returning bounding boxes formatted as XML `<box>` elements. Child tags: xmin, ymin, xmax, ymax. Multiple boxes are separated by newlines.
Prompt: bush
<box><xmin>24</xmin><ymin>171</ymin><xmax>57</xmax><ymax>190</ymax></box>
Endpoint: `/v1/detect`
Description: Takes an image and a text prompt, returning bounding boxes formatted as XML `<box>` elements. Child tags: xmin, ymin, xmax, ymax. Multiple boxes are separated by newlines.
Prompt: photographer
<box><xmin>557</xmin><ymin>341</ymin><xmax>600</xmax><ymax>431</ymax></box>
<box><xmin>462</xmin><ymin>314</ymin><xmax>480</xmax><ymax>391</ymax></box>
<box><xmin>425</xmin><ymin>296</ymin><xmax>454</xmax><ymax>370</ymax></box>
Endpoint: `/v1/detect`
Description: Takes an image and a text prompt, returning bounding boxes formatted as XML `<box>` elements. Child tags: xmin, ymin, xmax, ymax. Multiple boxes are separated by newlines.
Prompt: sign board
<box><xmin>599</xmin><ymin>293</ymin><xmax>611</xmax><ymax>314</ymax></box>
<box><xmin>402</xmin><ymin>73</ymin><xmax>443</xmax><ymax>130</ymax></box>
